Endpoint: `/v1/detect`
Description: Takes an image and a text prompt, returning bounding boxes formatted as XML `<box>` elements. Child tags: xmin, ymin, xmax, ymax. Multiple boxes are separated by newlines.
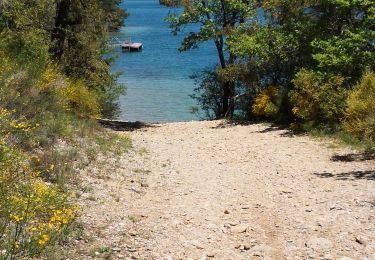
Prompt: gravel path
<box><xmin>77</xmin><ymin>120</ymin><xmax>374</xmax><ymax>260</ymax></box>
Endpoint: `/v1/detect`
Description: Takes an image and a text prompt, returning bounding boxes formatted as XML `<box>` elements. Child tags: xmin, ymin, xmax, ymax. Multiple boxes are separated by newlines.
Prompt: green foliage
<box><xmin>0</xmin><ymin>105</ymin><xmax>78</xmax><ymax>260</ymax></box>
<box><xmin>52</xmin><ymin>0</ymin><xmax>126</xmax><ymax>118</ymax></box>
<box><xmin>95</xmin><ymin>133</ymin><xmax>132</xmax><ymax>156</ymax></box>
<box><xmin>167</xmin><ymin>0</ymin><xmax>252</xmax><ymax>51</ymax></box>
<box><xmin>167</xmin><ymin>0</ymin><xmax>254</xmax><ymax>117</ymax></box>
<box><xmin>0</xmin><ymin>0</ymin><xmax>127</xmax><ymax>257</ymax></box>
<box><xmin>312</xmin><ymin>29</ymin><xmax>374</xmax><ymax>80</ymax></box>
<box><xmin>0</xmin><ymin>0</ymin><xmax>127</xmax><ymax>118</ymax></box>
<box><xmin>229</xmin><ymin>26</ymin><xmax>300</xmax><ymax>68</ymax></box>
<box><xmin>190</xmin><ymin>69</ymin><xmax>225</xmax><ymax>120</ymax></box>
<box><xmin>290</xmin><ymin>70</ymin><xmax>348</xmax><ymax>126</ymax></box>
<box><xmin>101</xmin><ymin>0</ymin><xmax>129</xmax><ymax>31</ymax></box>
<box><xmin>344</xmin><ymin>71</ymin><xmax>375</xmax><ymax>140</ymax></box>
<box><xmin>228</xmin><ymin>24</ymin><xmax>306</xmax><ymax>120</ymax></box>
<box><xmin>222</xmin><ymin>0</ymin><xmax>374</xmax><ymax>143</ymax></box>
<box><xmin>159</xmin><ymin>0</ymin><xmax>187</xmax><ymax>7</ymax></box>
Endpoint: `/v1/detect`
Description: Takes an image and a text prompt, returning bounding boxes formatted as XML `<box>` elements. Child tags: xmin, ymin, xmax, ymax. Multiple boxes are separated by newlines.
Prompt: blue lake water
<box><xmin>112</xmin><ymin>0</ymin><xmax>218</xmax><ymax>122</ymax></box>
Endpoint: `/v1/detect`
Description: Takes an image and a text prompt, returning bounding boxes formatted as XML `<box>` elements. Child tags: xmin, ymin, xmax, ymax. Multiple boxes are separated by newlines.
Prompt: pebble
<box><xmin>355</xmin><ymin>236</ymin><xmax>366</xmax><ymax>246</ymax></box>
<box><xmin>231</xmin><ymin>223</ymin><xmax>249</xmax><ymax>233</ymax></box>
<box><xmin>129</xmin><ymin>230</ymin><xmax>138</xmax><ymax>236</ymax></box>
<box><xmin>323</xmin><ymin>254</ymin><xmax>333</xmax><ymax>260</ymax></box>
<box><xmin>229</xmin><ymin>221</ymin><xmax>240</xmax><ymax>226</ymax></box>
<box><xmin>190</xmin><ymin>240</ymin><xmax>204</xmax><ymax>249</ymax></box>
<box><xmin>281</xmin><ymin>188</ymin><xmax>293</xmax><ymax>194</ymax></box>
<box><xmin>249</xmin><ymin>244</ymin><xmax>271</xmax><ymax>256</ymax></box>
<box><xmin>305</xmin><ymin>237</ymin><xmax>333</xmax><ymax>251</ymax></box>
<box><xmin>224</xmin><ymin>210</ymin><xmax>230</xmax><ymax>214</ymax></box>
<box><xmin>243</xmin><ymin>244</ymin><xmax>252</xmax><ymax>250</ymax></box>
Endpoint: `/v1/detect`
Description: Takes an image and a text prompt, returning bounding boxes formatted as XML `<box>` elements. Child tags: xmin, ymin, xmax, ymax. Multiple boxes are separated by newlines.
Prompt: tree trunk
<box><xmin>50</xmin><ymin>0</ymin><xmax>71</xmax><ymax>60</ymax></box>
<box><xmin>215</xmin><ymin>39</ymin><xmax>226</xmax><ymax>70</ymax></box>
<box><xmin>214</xmin><ymin>39</ymin><xmax>233</xmax><ymax>118</ymax></box>
<box><xmin>222</xmin><ymin>82</ymin><xmax>231</xmax><ymax>117</ymax></box>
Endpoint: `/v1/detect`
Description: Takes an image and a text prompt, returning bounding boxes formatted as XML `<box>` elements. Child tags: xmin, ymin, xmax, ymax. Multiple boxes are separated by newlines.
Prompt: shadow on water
<box><xmin>331</xmin><ymin>151</ymin><xmax>375</xmax><ymax>162</ymax></box>
<box><xmin>97</xmin><ymin>119</ymin><xmax>157</xmax><ymax>131</ymax></box>
<box><xmin>314</xmin><ymin>171</ymin><xmax>375</xmax><ymax>181</ymax></box>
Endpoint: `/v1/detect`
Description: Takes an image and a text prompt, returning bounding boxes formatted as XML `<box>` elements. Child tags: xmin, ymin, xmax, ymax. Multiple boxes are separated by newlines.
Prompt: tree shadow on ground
<box><xmin>98</xmin><ymin>119</ymin><xmax>157</xmax><ymax>131</ymax></box>
<box><xmin>314</xmin><ymin>171</ymin><xmax>375</xmax><ymax>181</ymax></box>
<box><xmin>211</xmin><ymin>119</ymin><xmax>256</xmax><ymax>129</ymax></box>
<box><xmin>331</xmin><ymin>151</ymin><xmax>375</xmax><ymax>162</ymax></box>
<box><xmin>256</xmin><ymin>126</ymin><xmax>295</xmax><ymax>137</ymax></box>
<box><xmin>211</xmin><ymin>120</ymin><xmax>295</xmax><ymax>137</ymax></box>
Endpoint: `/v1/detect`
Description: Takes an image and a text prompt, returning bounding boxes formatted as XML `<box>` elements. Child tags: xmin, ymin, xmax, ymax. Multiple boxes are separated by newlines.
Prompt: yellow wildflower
<box><xmin>11</xmin><ymin>214</ymin><xmax>24</xmax><ymax>223</ymax></box>
<box><xmin>38</xmin><ymin>234</ymin><xmax>49</xmax><ymax>246</ymax></box>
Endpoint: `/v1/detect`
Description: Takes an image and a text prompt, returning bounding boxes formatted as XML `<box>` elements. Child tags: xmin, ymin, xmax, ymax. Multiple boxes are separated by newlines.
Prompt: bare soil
<box><xmin>72</xmin><ymin>120</ymin><xmax>374</xmax><ymax>260</ymax></box>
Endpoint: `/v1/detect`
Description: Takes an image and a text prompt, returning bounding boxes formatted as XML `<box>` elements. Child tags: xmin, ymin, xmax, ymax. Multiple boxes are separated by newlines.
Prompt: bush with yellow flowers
<box><xmin>290</xmin><ymin>69</ymin><xmax>348</xmax><ymax>126</ymax></box>
<box><xmin>59</xmin><ymin>80</ymin><xmax>100</xmax><ymax>118</ymax></box>
<box><xmin>344</xmin><ymin>71</ymin><xmax>375</xmax><ymax>141</ymax></box>
<box><xmin>252</xmin><ymin>86</ymin><xmax>281</xmax><ymax>119</ymax></box>
<box><xmin>0</xmin><ymin>108</ymin><xmax>78</xmax><ymax>259</ymax></box>
<box><xmin>0</xmin><ymin>51</ymin><xmax>80</xmax><ymax>259</ymax></box>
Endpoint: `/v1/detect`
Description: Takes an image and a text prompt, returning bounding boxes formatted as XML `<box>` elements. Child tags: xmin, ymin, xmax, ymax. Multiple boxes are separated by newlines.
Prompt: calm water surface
<box><xmin>112</xmin><ymin>0</ymin><xmax>217</xmax><ymax>122</ymax></box>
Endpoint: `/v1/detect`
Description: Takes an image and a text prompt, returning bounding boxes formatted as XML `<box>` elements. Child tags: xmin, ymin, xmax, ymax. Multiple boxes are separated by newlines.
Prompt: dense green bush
<box><xmin>190</xmin><ymin>70</ymin><xmax>224</xmax><ymax>120</ymax></box>
<box><xmin>344</xmin><ymin>71</ymin><xmax>375</xmax><ymax>140</ymax></box>
<box><xmin>290</xmin><ymin>70</ymin><xmax>348</xmax><ymax>127</ymax></box>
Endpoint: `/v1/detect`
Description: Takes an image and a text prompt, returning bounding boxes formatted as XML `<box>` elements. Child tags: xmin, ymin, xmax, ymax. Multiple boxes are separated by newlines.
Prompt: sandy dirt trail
<box><xmin>77</xmin><ymin>120</ymin><xmax>374</xmax><ymax>260</ymax></box>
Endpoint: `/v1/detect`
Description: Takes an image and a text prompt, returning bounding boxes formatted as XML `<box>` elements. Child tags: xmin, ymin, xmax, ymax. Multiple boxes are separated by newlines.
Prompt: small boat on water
<box><xmin>120</xmin><ymin>36</ymin><xmax>143</xmax><ymax>52</ymax></box>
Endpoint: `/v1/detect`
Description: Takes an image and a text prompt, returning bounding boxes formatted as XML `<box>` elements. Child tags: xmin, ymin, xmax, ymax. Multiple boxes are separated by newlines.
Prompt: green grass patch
<box><xmin>95</xmin><ymin>133</ymin><xmax>132</xmax><ymax>155</ymax></box>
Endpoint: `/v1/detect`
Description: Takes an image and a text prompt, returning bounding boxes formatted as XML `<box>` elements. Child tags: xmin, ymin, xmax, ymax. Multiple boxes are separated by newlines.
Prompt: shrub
<box><xmin>190</xmin><ymin>69</ymin><xmax>224</xmax><ymax>120</ymax></box>
<box><xmin>0</xmin><ymin>50</ymin><xmax>80</xmax><ymax>259</ymax></box>
<box><xmin>60</xmin><ymin>80</ymin><xmax>100</xmax><ymax>118</ymax></box>
<box><xmin>252</xmin><ymin>86</ymin><xmax>281</xmax><ymax>119</ymax></box>
<box><xmin>0</xmin><ymin>108</ymin><xmax>78</xmax><ymax>259</ymax></box>
<box><xmin>159</xmin><ymin>0</ymin><xmax>186</xmax><ymax>7</ymax></box>
<box><xmin>290</xmin><ymin>69</ymin><xmax>347</xmax><ymax>126</ymax></box>
<box><xmin>344</xmin><ymin>71</ymin><xmax>375</xmax><ymax>140</ymax></box>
